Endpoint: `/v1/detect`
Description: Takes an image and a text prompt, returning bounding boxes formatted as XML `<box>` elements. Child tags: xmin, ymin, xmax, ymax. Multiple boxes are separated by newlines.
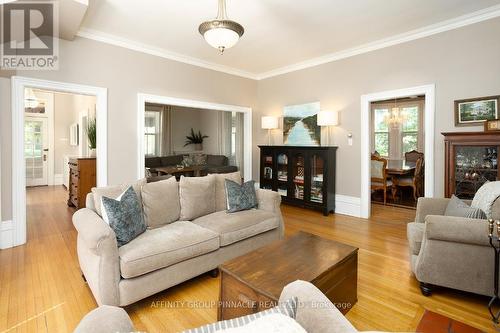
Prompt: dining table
<box><xmin>386</xmin><ymin>160</ymin><xmax>416</xmax><ymax>200</ymax></box>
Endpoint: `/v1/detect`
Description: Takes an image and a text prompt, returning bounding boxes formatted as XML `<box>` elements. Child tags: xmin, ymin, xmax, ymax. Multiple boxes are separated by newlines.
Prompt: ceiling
<box><xmin>79</xmin><ymin>0</ymin><xmax>500</xmax><ymax>79</ymax></box>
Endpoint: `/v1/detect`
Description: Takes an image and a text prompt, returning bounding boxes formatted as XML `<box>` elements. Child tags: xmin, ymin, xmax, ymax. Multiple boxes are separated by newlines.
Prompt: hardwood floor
<box><xmin>0</xmin><ymin>185</ymin><xmax>495</xmax><ymax>332</ymax></box>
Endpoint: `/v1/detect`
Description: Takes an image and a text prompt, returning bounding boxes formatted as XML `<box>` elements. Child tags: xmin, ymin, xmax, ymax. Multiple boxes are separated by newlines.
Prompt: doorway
<box><xmin>10</xmin><ymin>76</ymin><xmax>108</xmax><ymax>248</ymax></box>
<box><xmin>137</xmin><ymin>94</ymin><xmax>252</xmax><ymax>181</ymax></box>
<box><xmin>360</xmin><ymin>84</ymin><xmax>435</xmax><ymax>218</ymax></box>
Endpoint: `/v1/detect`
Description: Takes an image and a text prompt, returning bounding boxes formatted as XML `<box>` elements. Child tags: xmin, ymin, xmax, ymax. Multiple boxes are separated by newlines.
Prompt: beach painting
<box><xmin>283</xmin><ymin>102</ymin><xmax>321</xmax><ymax>146</ymax></box>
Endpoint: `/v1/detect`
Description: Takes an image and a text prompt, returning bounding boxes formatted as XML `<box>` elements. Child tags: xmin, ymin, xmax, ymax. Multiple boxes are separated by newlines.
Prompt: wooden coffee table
<box><xmin>155</xmin><ymin>165</ymin><xmax>204</xmax><ymax>177</ymax></box>
<box><xmin>218</xmin><ymin>232</ymin><xmax>358</xmax><ymax>320</ymax></box>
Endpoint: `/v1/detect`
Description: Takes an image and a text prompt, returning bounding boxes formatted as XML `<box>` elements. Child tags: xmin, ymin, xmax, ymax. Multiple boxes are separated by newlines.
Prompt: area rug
<box><xmin>416</xmin><ymin>310</ymin><xmax>483</xmax><ymax>333</ymax></box>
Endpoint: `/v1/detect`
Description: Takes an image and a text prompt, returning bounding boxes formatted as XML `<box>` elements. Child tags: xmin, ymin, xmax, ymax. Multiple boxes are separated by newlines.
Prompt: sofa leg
<box><xmin>420</xmin><ymin>282</ymin><xmax>433</xmax><ymax>296</ymax></box>
<box><xmin>209</xmin><ymin>268</ymin><xmax>219</xmax><ymax>278</ymax></box>
<box><xmin>81</xmin><ymin>272</ymin><xmax>87</xmax><ymax>283</ymax></box>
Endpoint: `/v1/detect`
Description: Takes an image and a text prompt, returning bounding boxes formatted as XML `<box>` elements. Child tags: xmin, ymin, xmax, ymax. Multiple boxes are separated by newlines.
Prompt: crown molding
<box><xmin>256</xmin><ymin>4</ymin><xmax>500</xmax><ymax>79</ymax></box>
<box><xmin>76</xmin><ymin>4</ymin><xmax>500</xmax><ymax>81</ymax></box>
<box><xmin>76</xmin><ymin>28</ymin><xmax>259</xmax><ymax>80</ymax></box>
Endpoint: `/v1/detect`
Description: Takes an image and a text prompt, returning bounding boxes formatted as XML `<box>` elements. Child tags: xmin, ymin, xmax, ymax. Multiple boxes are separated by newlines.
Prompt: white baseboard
<box><xmin>53</xmin><ymin>174</ymin><xmax>63</xmax><ymax>186</ymax></box>
<box><xmin>0</xmin><ymin>220</ymin><xmax>14</xmax><ymax>249</ymax></box>
<box><xmin>335</xmin><ymin>195</ymin><xmax>362</xmax><ymax>218</ymax></box>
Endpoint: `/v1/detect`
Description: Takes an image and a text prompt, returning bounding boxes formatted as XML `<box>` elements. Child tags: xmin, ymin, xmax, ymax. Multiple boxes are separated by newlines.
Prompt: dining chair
<box><xmin>396</xmin><ymin>157</ymin><xmax>424</xmax><ymax>201</ymax></box>
<box><xmin>404</xmin><ymin>150</ymin><xmax>424</xmax><ymax>163</ymax></box>
<box><xmin>371</xmin><ymin>155</ymin><xmax>391</xmax><ymax>204</ymax></box>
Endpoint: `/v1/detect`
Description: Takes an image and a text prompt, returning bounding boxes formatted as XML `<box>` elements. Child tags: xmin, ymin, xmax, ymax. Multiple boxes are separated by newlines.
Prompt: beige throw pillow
<box><xmin>211</xmin><ymin>172</ymin><xmax>242</xmax><ymax>211</ymax></box>
<box><xmin>91</xmin><ymin>178</ymin><xmax>146</xmax><ymax>216</ymax></box>
<box><xmin>179</xmin><ymin>175</ymin><xmax>216</xmax><ymax>220</ymax></box>
<box><xmin>141</xmin><ymin>177</ymin><xmax>180</xmax><ymax>228</ymax></box>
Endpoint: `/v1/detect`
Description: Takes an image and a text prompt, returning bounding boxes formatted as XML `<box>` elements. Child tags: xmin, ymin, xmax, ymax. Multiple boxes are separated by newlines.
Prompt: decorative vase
<box><xmin>89</xmin><ymin>148</ymin><xmax>96</xmax><ymax>157</ymax></box>
<box><xmin>195</xmin><ymin>143</ymin><xmax>203</xmax><ymax>151</ymax></box>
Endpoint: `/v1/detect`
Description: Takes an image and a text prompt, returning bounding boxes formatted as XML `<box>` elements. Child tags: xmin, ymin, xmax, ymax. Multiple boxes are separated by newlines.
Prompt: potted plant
<box><xmin>184</xmin><ymin>128</ymin><xmax>208</xmax><ymax>151</ymax></box>
<box><xmin>86</xmin><ymin>118</ymin><xmax>97</xmax><ymax>157</ymax></box>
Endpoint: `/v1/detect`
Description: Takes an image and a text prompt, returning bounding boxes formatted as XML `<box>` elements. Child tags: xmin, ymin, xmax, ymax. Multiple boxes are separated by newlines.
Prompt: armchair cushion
<box><xmin>415</xmin><ymin>197</ymin><xmax>450</xmax><ymax>223</ymax></box>
<box><xmin>444</xmin><ymin>195</ymin><xmax>486</xmax><ymax>219</ymax></box>
<box><xmin>193</xmin><ymin>209</ymin><xmax>279</xmax><ymax>246</ymax></box>
<box><xmin>118</xmin><ymin>221</ymin><xmax>219</xmax><ymax>278</ymax></box>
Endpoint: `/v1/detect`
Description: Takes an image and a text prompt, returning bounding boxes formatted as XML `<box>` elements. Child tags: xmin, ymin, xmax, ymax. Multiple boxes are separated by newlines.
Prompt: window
<box><xmin>144</xmin><ymin>111</ymin><xmax>161</xmax><ymax>156</ymax></box>
<box><xmin>373</xmin><ymin>108</ymin><xmax>389</xmax><ymax>157</ymax></box>
<box><xmin>401</xmin><ymin>106</ymin><xmax>419</xmax><ymax>155</ymax></box>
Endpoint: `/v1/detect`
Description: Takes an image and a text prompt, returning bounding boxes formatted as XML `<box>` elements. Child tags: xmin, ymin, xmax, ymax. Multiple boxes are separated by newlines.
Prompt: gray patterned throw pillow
<box><xmin>101</xmin><ymin>186</ymin><xmax>146</xmax><ymax>246</ymax></box>
<box><xmin>225</xmin><ymin>179</ymin><xmax>257</xmax><ymax>213</ymax></box>
<box><xmin>445</xmin><ymin>195</ymin><xmax>486</xmax><ymax>220</ymax></box>
<box><xmin>182</xmin><ymin>297</ymin><xmax>298</xmax><ymax>333</ymax></box>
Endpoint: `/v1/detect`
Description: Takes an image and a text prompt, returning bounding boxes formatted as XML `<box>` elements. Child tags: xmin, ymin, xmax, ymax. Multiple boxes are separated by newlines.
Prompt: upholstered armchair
<box><xmin>407</xmin><ymin>197</ymin><xmax>496</xmax><ymax>296</ymax></box>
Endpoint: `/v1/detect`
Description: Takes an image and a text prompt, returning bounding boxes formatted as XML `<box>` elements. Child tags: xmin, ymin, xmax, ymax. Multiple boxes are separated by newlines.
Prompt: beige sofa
<box><xmin>407</xmin><ymin>197</ymin><xmax>497</xmax><ymax>296</ymax></box>
<box><xmin>72</xmin><ymin>174</ymin><xmax>284</xmax><ymax>307</ymax></box>
<box><xmin>74</xmin><ymin>280</ymin><xmax>379</xmax><ymax>333</ymax></box>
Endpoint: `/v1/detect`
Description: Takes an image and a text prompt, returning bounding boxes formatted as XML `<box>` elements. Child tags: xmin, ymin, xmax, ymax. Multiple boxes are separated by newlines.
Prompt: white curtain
<box><xmin>218</xmin><ymin>111</ymin><xmax>232</xmax><ymax>156</ymax></box>
<box><xmin>234</xmin><ymin>112</ymin><xmax>244</xmax><ymax>175</ymax></box>
<box><xmin>161</xmin><ymin>105</ymin><xmax>172</xmax><ymax>156</ymax></box>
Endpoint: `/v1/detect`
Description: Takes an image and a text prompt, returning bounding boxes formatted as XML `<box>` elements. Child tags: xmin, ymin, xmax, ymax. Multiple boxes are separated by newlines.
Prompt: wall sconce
<box><xmin>317</xmin><ymin>110</ymin><xmax>339</xmax><ymax>146</ymax></box>
<box><xmin>261</xmin><ymin>116</ymin><xmax>279</xmax><ymax>145</ymax></box>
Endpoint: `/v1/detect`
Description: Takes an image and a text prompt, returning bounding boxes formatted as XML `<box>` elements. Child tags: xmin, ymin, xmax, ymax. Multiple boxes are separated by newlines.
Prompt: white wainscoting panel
<box><xmin>0</xmin><ymin>220</ymin><xmax>14</xmax><ymax>249</ymax></box>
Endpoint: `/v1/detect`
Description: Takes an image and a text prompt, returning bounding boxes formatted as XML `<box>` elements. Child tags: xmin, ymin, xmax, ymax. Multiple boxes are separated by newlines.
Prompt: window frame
<box><xmin>144</xmin><ymin>110</ymin><xmax>162</xmax><ymax>157</ymax></box>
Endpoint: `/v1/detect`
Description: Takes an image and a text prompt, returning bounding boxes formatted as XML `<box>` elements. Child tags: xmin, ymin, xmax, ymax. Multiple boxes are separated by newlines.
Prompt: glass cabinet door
<box><xmin>455</xmin><ymin>145</ymin><xmax>498</xmax><ymax>199</ymax></box>
<box><xmin>310</xmin><ymin>154</ymin><xmax>325</xmax><ymax>203</ymax></box>
<box><xmin>277</xmin><ymin>153</ymin><xmax>288</xmax><ymax>196</ymax></box>
<box><xmin>292</xmin><ymin>153</ymin><xmax>305</xmax><ymax>200</ymax></box>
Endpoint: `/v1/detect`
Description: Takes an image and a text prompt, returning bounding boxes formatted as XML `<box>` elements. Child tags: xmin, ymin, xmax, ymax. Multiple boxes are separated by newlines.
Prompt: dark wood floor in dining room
<box><xmin>0</xmin><ymin>185</ymin><xmax>495</xmax><ymax>332</ymax></box>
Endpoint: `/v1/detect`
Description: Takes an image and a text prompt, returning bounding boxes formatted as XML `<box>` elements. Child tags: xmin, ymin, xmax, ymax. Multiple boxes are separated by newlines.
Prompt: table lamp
<box><xmin>261</xmin><ymin>116</ymin><xmax>279</xmax><ymax>145</ymax></box>
<box><xmin>317</xmin><ymin>111</ymin><xmax>339</xmax><ymax>145</ymax></box>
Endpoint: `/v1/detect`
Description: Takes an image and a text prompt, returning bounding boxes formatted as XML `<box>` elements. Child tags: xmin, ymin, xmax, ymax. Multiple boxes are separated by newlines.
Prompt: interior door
<box><xmin>25</xmin><ymin>117</ymin><xmax>48</xmax><ymax>187</ymax></box>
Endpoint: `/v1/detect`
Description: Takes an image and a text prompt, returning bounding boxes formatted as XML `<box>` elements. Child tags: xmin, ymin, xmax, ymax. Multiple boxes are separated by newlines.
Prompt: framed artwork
<box><xmin>484</xmin><ymin>119</ymin><xmax>500</xmax><ymax>132</ymax></box>
<box><xmin>283</xmin><ymin>102</ymin><xmax>321</xmax><ymax>146</ymax></box>
<box><xmin>455</xmin><ymin>95</ymin><xmax>500</xmax><ymax>126</ymax></box>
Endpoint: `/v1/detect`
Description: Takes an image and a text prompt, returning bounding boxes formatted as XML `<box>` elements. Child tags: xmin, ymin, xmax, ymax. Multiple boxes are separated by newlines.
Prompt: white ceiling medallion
<box><xmin>199</xmin><ymin>0</ymin><xmax>244</xmax><ymax>54</ymax></box>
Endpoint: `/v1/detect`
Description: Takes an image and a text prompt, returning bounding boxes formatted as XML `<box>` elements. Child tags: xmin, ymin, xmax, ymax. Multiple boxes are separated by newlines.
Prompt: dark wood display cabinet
<box><xmin>259</xmin><ymin>145</ymin><xmax>337</xmax><ymax>215</ymax></box>
<box><xmin>442</xmin><ymin>132</ymin><xmax>500</xmax><ymax>199</ymax></box>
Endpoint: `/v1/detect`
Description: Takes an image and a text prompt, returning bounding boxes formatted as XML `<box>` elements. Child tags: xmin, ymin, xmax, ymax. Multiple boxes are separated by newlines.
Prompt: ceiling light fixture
<box><xmin>198</xmin><ymin>0</ymin><xmax>244</xmax><ymax>54</ymax></box>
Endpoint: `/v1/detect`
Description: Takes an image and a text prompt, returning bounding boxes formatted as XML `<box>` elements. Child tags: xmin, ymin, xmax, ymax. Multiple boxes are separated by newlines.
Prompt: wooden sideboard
<box><xmin>259</xmin><ymin>145</ymin><xmax>337</xmax><ymax>215</ymax></box>
<box><xmin>443</xmin><ymin>131</ymin><xmax>500</xmax><ymax>199</ymax></box>
<box><xmin>68</xmin><ymin>157</ymin><xmax>96</xmax><ymax>209</ymax></box>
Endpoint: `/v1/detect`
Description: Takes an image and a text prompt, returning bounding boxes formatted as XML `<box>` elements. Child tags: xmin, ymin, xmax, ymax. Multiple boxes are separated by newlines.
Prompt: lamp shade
<box><xmin>317</xmin><ymin>110</ymin><xmax>339</xmax><ymax>126</ymax></box>
<box><xmin>261</xmin><ymin>116</ymin><xmax>279</xmax><ymax>129</ymax></box>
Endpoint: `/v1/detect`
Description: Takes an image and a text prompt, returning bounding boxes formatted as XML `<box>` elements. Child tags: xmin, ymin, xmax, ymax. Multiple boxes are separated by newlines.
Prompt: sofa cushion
<box><xmin>179</xmin><ymin>175</ymin><xmax>216</xmax><ymax>220</ymax></box>
<box><xmin>141</xmin><ymin>177</ymin><xmax>180</xmax><ymax>228</ymax></box>
<box><xmin>118</xmin><ymin>221</ymin><xmax>220</xmax><ymax>278</ymax></box>
<box><xmin>207</xmin><ymin>154</ymin><xmax>228</xmax><ymax>166</ymax></box>
<box><xmin>212</xmin><ymin>172</ymin><xmax>242</xmax><ymax>211</ymax></box>
<box><xmin>192</xmin><ymin>209</ymin><xmax>279</xmax><ymax>246</ymax></box>
<box><xmin>91</xmin><ymin>179</ymin><xmax>146</xmax><ymax>216</ymax></box>
<box><xmin>160</xmin><ymin>155</ymin><xmax>183</xmax><ymax>166</ymax></box>
<box><xmin>407</xmin><ymin>222</ymin><xmax>424</xmax><ymax>255</ymax></box>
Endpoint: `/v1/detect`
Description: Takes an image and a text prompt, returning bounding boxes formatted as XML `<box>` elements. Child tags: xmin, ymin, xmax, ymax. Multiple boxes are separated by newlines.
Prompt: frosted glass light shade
<box><xmin>317</xmin><ymin>111</ymin><xmax>339</xmax><ymax>126</ymax></box>
<box><xmin>203</xmin><ymin>28</ymin><xmax>240</xmax><ymax>50</ymax></box>
<box><xmin>261</xmin><ymin>116</ymin><xmax>279</xmax><ymax>129</ymax></box>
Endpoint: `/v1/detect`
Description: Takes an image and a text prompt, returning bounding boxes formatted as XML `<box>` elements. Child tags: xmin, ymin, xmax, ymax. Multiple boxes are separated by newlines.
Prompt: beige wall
<box><xmin>0</xmin><ymin>37</ymin><xmax>257</xmax><ymax>220</ymax></box>
<box><xmin>255</xmin><ymin>17</ymin><xmax>500</xmax><ymax>198</ymax></box>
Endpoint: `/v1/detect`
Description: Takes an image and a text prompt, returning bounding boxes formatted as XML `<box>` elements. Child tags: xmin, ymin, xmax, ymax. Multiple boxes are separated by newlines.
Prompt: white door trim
<box><xmin>11</xmin><ymin>76</ymin><xmax>108</xmax><ymax>248</ymax></box>
<box><xmin>137</xmin><ymin>93</ymin><xmax>253</xmax><ymax>181</ymax></box>
<box><xmin>360</xmin><ymin>84</ymin><xmax>435</xmax><ymax>218</ymax></box>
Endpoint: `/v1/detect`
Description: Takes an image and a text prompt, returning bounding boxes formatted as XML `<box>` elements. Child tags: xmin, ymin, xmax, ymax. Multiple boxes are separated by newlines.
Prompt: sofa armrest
<box><xmin>415</xmin><ymin>197</ymin><xmax>450</xmax><ymax>223</ymax></box>
<box><xmin>424</xmin><ymin>215</ymin><xmax>489</xmax><ymax>246</ymax></box>
<box><xmin>73</xmin><ymin>208</ymin><xmax>116</xmax><ymax>252</ymax></box>
<box><xmin>73</xmin><ymin>208</ymin><xmax>121</xmax><ymax>306</ymax></box>
<box><xmin>256</xmin><ymin>188</ymin><xmax>281</xmax><ymax>213</ymax></box>
<box><xmin>73</xmin><ymin>305</ymin><xmax>134</xmax><ymax>333</ymax></box>
<box><xmin>279</xmin><ymin>280</ymin><xmax>357</xmax><ymax>333</ymax></box>
<box><xmin>256</xmin><ymin>189</ymin><xmax>284</xmax><ymax>238</ymax></box>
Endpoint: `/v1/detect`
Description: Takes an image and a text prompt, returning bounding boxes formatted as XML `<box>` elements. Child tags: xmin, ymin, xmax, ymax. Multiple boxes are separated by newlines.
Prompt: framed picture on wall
<box><xmin>283</xmin><ymin>102</ymin><xmax>321</xmax><ymax>146</ymax></box>
<box><xmin>455</xmin><ymin>95</ymin><xmax>500</xmax><ymax>126</ymax></box>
